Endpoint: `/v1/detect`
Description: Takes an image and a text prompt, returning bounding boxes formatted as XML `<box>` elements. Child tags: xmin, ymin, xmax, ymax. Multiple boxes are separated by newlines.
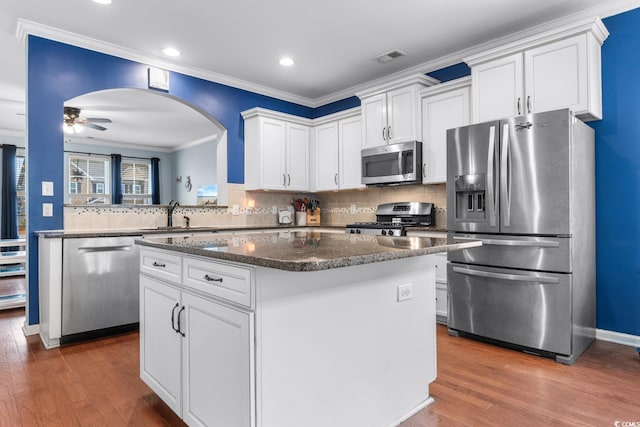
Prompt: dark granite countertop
<box><xmin>136</xmin><ymin>230</ymin><xmax>480</xmax><ymax>272</ymax></box>
<box><xmin>34</xmin><ymin>225</ymin><xmax>345</xmax><ymax>239</ymax></box>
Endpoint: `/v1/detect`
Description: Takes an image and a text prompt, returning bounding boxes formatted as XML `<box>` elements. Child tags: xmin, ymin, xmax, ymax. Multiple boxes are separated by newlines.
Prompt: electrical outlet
<box><xmin>42</xmin><ymin>203</ymin><xmax>53</xmax><ymax>217</ymax></box>
<box><xmin>397</xmin><ymin>284</ymin><xmax>413</xmax><ymax>302</ymax></box>
<box><xmin>272</xmin><ymin>205</ymin><xmax>277</xmax><ymax>214</ymax></box>
<box><xmin>232</xmin><ymin>204</ymin><xmax>240</xmax><ymax>215</ymax></box>
<box><xmin>350</xmin><ymin>204</ymin><xmax>356</xmax><ymax>214</ymax></box>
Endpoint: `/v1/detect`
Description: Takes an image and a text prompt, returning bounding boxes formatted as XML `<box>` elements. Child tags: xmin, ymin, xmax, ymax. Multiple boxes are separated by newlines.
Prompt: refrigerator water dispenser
<box><xmin>454</xmin><ymin>174</ymin><xmax>486</xmax><ymax>220</ymax></box>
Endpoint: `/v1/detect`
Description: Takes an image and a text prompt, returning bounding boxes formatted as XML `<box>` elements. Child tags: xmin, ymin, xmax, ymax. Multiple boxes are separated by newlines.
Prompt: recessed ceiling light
<box><xmin>92</xmin><ymin>0</ymin><xmax>112</xmax><ymax>5</ymax></box>
<box><xmin>162</xmin><ymin>47</ymin><xmax>181</xmax><ymax>57</ymax></box>
<box><xmin>279</xmin><ymin>57</ymin><xmax>294</xmax><ymax>67</ymax></box>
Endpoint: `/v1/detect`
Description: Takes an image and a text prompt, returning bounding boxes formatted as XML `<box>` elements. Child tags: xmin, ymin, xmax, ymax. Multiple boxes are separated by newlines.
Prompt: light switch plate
<box><xmin>42</xmin><ymin>181</ymin><xmax>54</xmax><ymax>196</ymax></box>
<box><xmin>42</xmin><ymin>203</ymin><xmax>53</xmax><ymax>217</ymax></box>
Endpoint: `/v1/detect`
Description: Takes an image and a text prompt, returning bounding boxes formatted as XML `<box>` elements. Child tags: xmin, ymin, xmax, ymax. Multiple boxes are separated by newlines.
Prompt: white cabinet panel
<box><xmin>139</xmin><ymin>275</ymin><xmax>182</xmax><ymax>416</ymax></box>
<box><xmin>361</xmin><ymin>93</ymin><xmax>387</xmax><ymax>148</ymax></box>
<box><xmin>286</xmin><ymin>123</ymin><xmax>310</xmax><ymax>191</ymax></box>
<box><xmin>243</xmin><ymin>109</ymin><xmax>311</xmax><ymax>191</ymax></box>
<box><xmin>467</xmin><ymin>19</ymin><xmax>607</xmax><ymax>122</ymax></box>
<box><xmin>313</xmin><ymin>122</ymin><xmax>339</xmax><ymax>190</ymax></box>
<box><xmin>525</xmin><ymin>35</ymin><xmax>589</xmax><ymax>116</ymax></box>
<box><xmin>421</xmin><ymin>79</ymin><xmax>471</xmax><ymax>184</ymax></box>
<box><xmin>182</xmin><ymin>293</ymin><xmax>254</xmax><ymax>427</ymax></box>
<box><xmin>338</xmin><ymin>115</ymin><xmax>364</xmax><ymax>190</ymax></box>
<box><xmin>472</xmin><ymin>53</ymin><xmax>523</xmax><ymax>123</ymax></box>
<box><xmin>358</xmin><ymin>75</ymin><xmax>437</xmax><ymax>148</ymax></box>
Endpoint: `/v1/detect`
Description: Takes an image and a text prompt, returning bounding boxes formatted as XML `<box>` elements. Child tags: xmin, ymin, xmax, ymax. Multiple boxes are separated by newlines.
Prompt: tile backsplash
<box><xmin>64</xmin><ymin>183</ymin><xmax>447</xmax><ymax>230</ymax></box>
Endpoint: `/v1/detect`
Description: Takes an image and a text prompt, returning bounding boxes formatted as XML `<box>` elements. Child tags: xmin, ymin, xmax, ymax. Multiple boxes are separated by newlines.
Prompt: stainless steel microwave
<box><xmin>361</xmin><ymin>141</ymin><xmax>422</xmax><ymax>186</ymax></box>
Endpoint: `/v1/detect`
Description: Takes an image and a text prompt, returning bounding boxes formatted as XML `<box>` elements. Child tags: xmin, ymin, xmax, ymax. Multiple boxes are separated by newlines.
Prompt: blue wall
<box><xmin>27</xmin><ymin>8</ymin><xmax>640</xmax><ymax>337</ymax></box>
<box><xmin>26</xmin><ymin>37</ymin><xmax>313</xmax><ymax>325</ymax></box>
<box><xmin>591</xmin><ymin>9</ymin><xmax>640</xmax><ymax>336</ymax></box>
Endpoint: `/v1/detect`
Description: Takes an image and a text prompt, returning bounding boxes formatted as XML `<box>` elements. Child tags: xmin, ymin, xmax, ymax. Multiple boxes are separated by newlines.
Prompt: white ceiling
<box><xmin>0</xmin><ymin>0</ymin><xmax>638</xmax><ymax>142</ymax></box>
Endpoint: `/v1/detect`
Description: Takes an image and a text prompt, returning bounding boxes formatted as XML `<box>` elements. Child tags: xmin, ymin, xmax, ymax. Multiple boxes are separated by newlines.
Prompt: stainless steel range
<box><xmin>345</xmin><ymin>202</ymin><xmax>434</xmax><ymax>236</ymax></box>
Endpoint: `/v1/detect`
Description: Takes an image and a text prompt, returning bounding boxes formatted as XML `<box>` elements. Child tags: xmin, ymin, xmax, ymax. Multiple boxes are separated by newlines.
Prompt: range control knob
<box><xmin>387</xmin><ymin>230</ymin><xmax>395</xmax><ymax>236</ymax></box>
<box><xmin>356</xmin><ymin>229</ymin><xmax>361</xmax><ymax>234</ymax></box>
<box><xmin>349</xmin><ymin>229</ymin><xmax>355</xmax><ymax>234</ymax></box>
<box><xmin>381</xmin><ymin>230</ymin><xmax>387</xmax><ymax>235</ymax></box>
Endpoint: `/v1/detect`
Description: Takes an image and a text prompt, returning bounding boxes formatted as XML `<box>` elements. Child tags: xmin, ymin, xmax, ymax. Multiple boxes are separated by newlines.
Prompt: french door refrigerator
<box><xmin>446</xmin><ymin>108</ymin><xmax>595</xmax><ymax>364</ymax></box>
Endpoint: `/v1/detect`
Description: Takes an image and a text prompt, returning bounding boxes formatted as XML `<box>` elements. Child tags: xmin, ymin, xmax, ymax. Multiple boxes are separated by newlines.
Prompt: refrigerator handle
<box><xmin>452</xmin><ymin>236</ymin><xmax>560</xmax><ymax>248</ymax></box>
<box><xmin>500</xmin><ymin>123</ymin><xmax>511</xmax><ymax>227</ymax></box>
<box><xmin>452</xmin><ymin>266</ymin><xmax>559</xmax><ymax>284</ymax></box>
<box><xmin>487</xmin><ymin>126</ymin><xmax>497</xmax><ymax>227</ymax></box>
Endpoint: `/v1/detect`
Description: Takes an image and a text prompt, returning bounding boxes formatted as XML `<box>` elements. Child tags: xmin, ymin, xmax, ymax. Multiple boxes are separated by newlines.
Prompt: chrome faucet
<box><xmin>183</xmin><ymin>215</ymin><xmax>191</xmax><ymax>228</ymax></box>
<box><xmin>167</xmin><ymin>200</ymin><xmax>179</xmax><ymax>227</ymax></box>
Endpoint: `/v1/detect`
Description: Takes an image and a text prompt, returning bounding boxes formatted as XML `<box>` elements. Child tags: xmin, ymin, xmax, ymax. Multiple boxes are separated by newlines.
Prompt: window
<box><xmin>16</xmin><ymin>149</ymin><xmax>26</xmax><ymax>237</ymax></box>
<box><xmin>121</xmin><ymin>158</ymin><xmax>151</xmax><ymax>204</ymax></box>
<box><xmin>67</xmin><ymin>154</ymin><xmax>110</xmax><ymax>204</ymax></box>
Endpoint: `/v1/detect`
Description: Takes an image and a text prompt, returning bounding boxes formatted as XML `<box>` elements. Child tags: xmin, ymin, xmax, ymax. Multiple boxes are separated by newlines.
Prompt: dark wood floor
<box><xmin>1</xmin><ymin>307</ymin><xmax>638</xmax><ymax>426</ymax></box>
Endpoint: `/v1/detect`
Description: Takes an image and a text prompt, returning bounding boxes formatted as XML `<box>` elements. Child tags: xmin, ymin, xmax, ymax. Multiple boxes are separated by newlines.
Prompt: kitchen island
<box><xmin>136</xmin><ymin>231</ymin><xmax>480</xmax><ymax>427</ymax></box>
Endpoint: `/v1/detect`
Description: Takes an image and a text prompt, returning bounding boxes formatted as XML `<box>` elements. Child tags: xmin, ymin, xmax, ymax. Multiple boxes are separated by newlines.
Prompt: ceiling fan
<box><xmin>63</xmin><ymin>106</ymin><xmax>112</xmax><ymax>133</ymax></box>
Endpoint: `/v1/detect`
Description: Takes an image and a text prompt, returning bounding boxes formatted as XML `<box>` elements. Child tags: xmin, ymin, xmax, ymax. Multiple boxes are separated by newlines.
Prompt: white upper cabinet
<box><xmin>420</xmin><ymin>77</ymin><xmax>471</xmax><ymax>184</ymax></box>
<box><xmin>357</xmin><ymin>74</ymin><xmax>439</xmax><ymax>148</ymax></box>
<box><xmin>311</xmin><ymin>108</ymin><xmax>363</xmax><ymax>191</ymax></box>
<box><xmin>242</xmin><ymin>108</ymin><xmax>311</xmax><ymax>191</ymax></box>
<box><xmin>466</xmin><ymin>17</ymin><xmax>609</xmax><ymax>123</ymax></box>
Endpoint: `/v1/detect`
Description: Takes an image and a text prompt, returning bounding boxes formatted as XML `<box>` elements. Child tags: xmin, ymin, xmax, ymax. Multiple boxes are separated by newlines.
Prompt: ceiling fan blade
<box><xmin>85</xmin><ymin>118</ymin><xmax>112</xmax><ymax>123</ymax></box>
<box><xmin>82</xmin><ymin>122</ymin><xmax>108</xmax><ymax>131</ymax></box>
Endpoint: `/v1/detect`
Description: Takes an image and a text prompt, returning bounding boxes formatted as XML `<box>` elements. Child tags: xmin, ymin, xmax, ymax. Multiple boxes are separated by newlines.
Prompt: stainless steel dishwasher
<box><xmin>62</xmin><ymin>236</ymin><xmax>140</xmax><ymax>342</ymax></box>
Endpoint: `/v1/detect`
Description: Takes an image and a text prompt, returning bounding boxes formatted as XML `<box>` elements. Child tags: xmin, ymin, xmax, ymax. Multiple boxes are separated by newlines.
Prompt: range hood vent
<box><xmin>373</xmin><ymin>49</ymin><xmax>407</xmax><ymax>64</ymax></box>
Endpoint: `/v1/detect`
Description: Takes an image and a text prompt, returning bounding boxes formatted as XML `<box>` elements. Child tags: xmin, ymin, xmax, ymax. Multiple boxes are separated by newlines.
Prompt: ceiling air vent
<box><xmin>373</xmin><ymin>49</ymin><xmax>408</xmax><ymax>64</ymax></box>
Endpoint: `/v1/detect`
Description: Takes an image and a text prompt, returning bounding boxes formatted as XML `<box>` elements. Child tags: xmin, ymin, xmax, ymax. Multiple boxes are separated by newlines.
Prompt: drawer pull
<box><xmin>204</xmin><ymin>274</ymin><xmax>223</xmax><ymax>282</ymax></box>
<box><xmin>152</xmin><ymin>262</ymin><xmax>166</xmax><ymax>268</ymax></box>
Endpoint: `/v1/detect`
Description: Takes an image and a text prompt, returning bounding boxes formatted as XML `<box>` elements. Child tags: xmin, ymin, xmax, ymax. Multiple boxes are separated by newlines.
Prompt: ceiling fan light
<box><xmin>63</xmin><ymin>123</ymin><xmax>84</xmax><ymax>134</ymax></box>
<box><xmin>279</xmin><ymin>57</ymin><xmax>294</xmax><ymax>66</ymax></box>
<box><xmin>92</xmin><ymin>0</ymin><xmax>112</xmax><ymax>4</ymax></box>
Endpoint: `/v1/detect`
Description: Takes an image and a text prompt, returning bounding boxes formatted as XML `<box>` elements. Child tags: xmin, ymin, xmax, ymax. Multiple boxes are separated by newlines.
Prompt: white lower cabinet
<box><xmin>140</xmin><ymin>255</ymin><xmax>255</xmax><ymax>427</ymax></box>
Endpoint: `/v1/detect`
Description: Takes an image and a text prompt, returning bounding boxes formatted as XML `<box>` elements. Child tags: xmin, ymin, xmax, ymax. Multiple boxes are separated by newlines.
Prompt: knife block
<box><xmin>306</xmin><ymin>208</ymin><xmax>321</xmax><ymax>225</ymax></box>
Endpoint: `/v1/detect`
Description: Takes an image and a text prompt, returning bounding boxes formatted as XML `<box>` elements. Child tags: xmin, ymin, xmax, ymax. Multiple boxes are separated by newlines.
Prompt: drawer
<box><xmin>140</xmin><ymin>248</ymin><xmax>182</xmax><ymax>284</ymax></box>
<box><xmin>183</xmin><ymin>256</ymin><xmax>253</xmax><ymax>308</ymax></box>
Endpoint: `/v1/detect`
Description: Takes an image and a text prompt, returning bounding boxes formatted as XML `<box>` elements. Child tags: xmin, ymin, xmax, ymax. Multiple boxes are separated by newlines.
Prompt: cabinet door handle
<box><xmin>526</xmin><ymin>96</ymin><xmax>531</xmax><ymax>113</ymax></box>
<box><xmin>422</xmin><ymin>163</ymin><xmax>426</xmax><ymax>178</ymax></box>
<box><xmin>177</xmin><ymin>306</ymin><xmax>186</xmax><ymax>337</ymax></box>
<box><xmin>204</xmin><ymin>274</ymin><xmax>223</xmax><ymax>282</ymax></box>
<box><xmin>287</xmin><ymin>174</ymin><xmax>291</xmax><ymax>186</ymax></box>
<box><xmin>152</xmin><ymin>261</ymin><xmax>166</xmax><ymax>268</ymax></box>
<box><xmin>283</xmin><ymin>174</ymin><xmax>286</xmax><ymax>186</ymax></box>
<box><xmin>334</xmin><ymin>173</ymin><xmax>338</xmax><ymax>185</ymax></box>
<box><xmin>517</xmin><ymin>97</ymin><xmax>521</xmax><ymax>115</ymax></box>
<box><xmin>387</xmin><ymin>126</ymin><xmax>392</xmax><ymax>140</ymax></box>
<box><xmin>171</xmin><ymin>302</ymin><xmax>180</xmax><ymax>333</ymax></box>
<box><xmin>382</xmin><ymin>127</ymin><xmax>387</xmax><ymax>140</ymax></box>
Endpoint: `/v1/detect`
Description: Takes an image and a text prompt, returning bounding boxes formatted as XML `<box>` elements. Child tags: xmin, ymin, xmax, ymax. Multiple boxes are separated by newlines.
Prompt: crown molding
<box><xmin>240</xmin><ymin>107</ymin><xmax>314</xmax><ymax>126</ymax></box>
<box><xmin>14</xmin><ymin>1</ymin><xmax>640</xmax><ymax>109</ymax></box>
<box><xmin>311</xmin><ymin>107</ymin><xmax>361</xmax><ymax>126</ymax></box>
<box><xmin>15</xmin><ymin>19</ymin><xmax>318</xmax><ymax>108</ymax></box>
<box><xmin>419</xmin><ymin>76</ymin><xmax>471</xmax><ymax>97</ymax></box>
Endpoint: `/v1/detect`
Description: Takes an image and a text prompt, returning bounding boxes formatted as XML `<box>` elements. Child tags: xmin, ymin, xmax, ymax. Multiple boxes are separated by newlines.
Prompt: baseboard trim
<box><xmin>22</xmin><ymin>322</ymin><xmax>39</xmax><ymax>336</ymax></box>
<box><xmin>596</xmin><ymin>328</ymin><xmax>640</xmax><ymax>347</ymax></box>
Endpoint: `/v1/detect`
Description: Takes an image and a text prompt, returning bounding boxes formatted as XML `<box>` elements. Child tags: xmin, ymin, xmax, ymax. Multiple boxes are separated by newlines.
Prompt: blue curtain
<box><xmin>1</xmin><ymin>145</ymin><xmax>18</xmax><ymax>251</ymax></box>
<box><xmin>111</xmin><ymin>153</ymin><xmax>122</xmax><ymax>204</ymax></box>
<box><xmin>150</xmin><ymin>157</ymin><xmax>160</xmax><ymax>204</ymax></box>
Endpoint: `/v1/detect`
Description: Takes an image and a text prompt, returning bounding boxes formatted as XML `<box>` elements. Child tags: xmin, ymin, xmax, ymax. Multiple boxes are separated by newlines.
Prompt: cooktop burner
<box><xmin>345</xmin><ymin>202</ymin><xmax>435</xmax><ymax>236</ymax></box>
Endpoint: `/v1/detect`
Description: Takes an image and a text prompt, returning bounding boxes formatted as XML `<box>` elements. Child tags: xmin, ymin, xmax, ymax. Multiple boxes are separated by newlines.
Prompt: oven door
<box><xmin>447</xmin><ymin>262</ymin><xmax>571</xmax><ymax>355</ymax></box>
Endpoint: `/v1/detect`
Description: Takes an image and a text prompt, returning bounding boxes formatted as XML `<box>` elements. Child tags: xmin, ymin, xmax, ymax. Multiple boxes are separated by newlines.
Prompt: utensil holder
<box><xmin>295</xmin><ymin>211</ymin><xmax>307</xmax><ymax>226</ymax></box>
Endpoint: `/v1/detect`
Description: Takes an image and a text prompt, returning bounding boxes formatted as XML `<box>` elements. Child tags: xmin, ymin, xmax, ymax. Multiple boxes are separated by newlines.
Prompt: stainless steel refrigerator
<box><xmin>446</xmin><ymin>108</ymin><xmax>595</xmax><ymax>364</ymax></box>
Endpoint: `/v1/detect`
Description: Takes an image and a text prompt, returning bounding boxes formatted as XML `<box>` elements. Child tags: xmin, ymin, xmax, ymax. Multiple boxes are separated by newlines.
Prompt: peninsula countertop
<box><xmin>136</xmin><ymin>230</ymin><xmax>480</xmax><ymax>272</ymax></box>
